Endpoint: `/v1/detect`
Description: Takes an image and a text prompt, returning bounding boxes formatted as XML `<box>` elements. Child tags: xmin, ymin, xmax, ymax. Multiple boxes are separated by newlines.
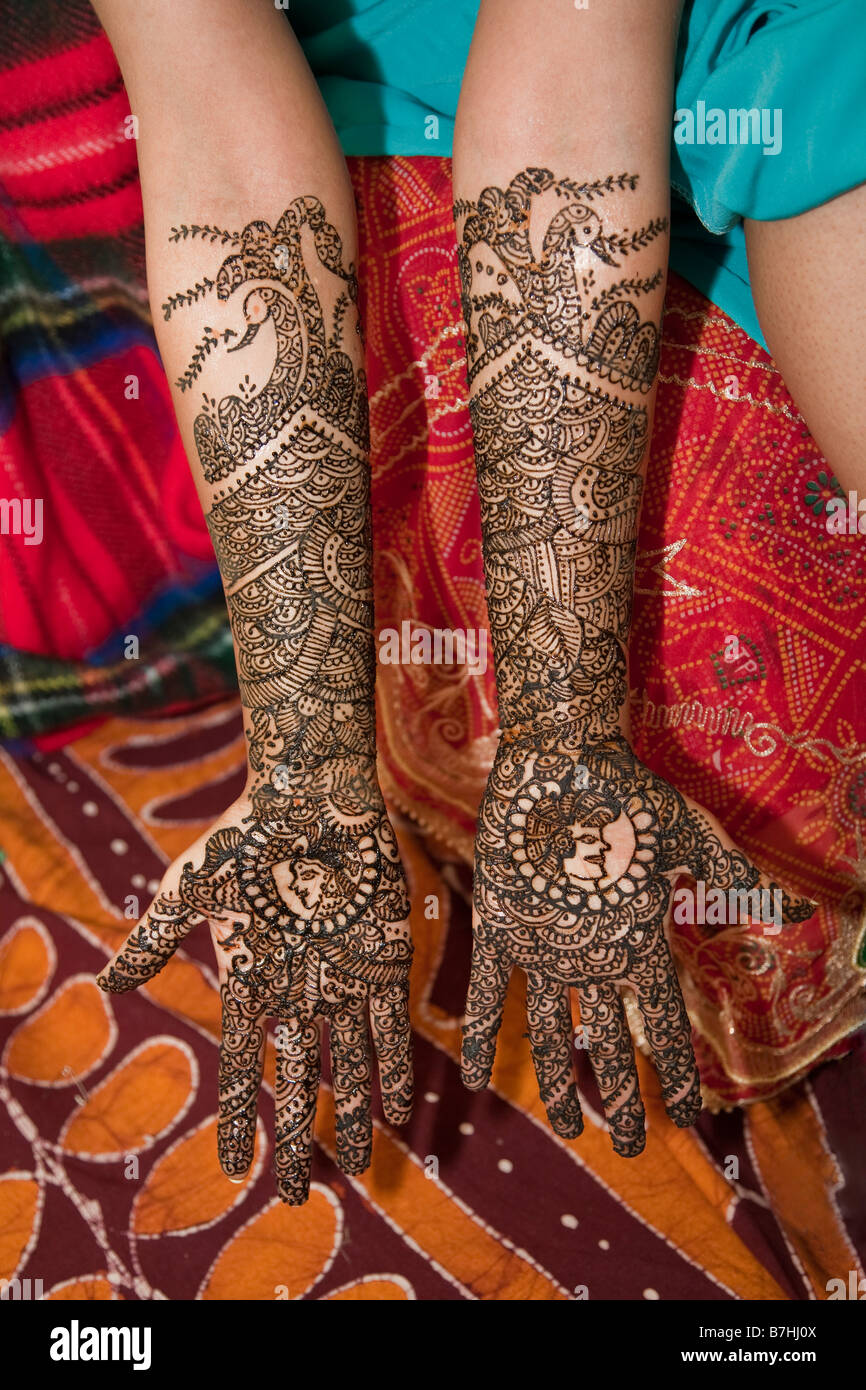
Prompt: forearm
<box><xmin>453</xmin><ymin>0</ymin><xmax>680</xmax><ymax>745</ymax></box>
<box><xmin>454</xmin><ymin>3</ymin><xmax>817</xmax><ymax>1154</ymax></box>
<box><xmin>93</xmin><ymin>0</ymin><xmax>375</xmax><ymax>799</ymax></box>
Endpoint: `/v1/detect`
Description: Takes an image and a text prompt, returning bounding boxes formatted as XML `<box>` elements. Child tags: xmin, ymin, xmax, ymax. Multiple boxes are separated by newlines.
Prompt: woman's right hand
<box><xmin>97</xmin><ymin>778</ymin><xmax>413</xmax><ymax>1205</ymax></box>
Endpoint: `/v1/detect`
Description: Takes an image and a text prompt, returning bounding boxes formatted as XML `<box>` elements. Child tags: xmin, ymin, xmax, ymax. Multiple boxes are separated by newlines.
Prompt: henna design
<box><xmin>98</xmin><ymin>198</ymin><xmax>412</xmax><ymax>1204</ymax></box>
<box><xmin>456</xmin><ymin>171</ymin><xmax>813</xmax><ymax>1154</ymax></box>
<box><xmin>169</xmin><ymin>222</ymin><xmax>241</xmax><ymax>247</ymax></box>
<box><xmin>456</xmin><ymin>168</ymin><xmax>662</xmax><ymax>742</ymax></box>
<box><xmin>161</xmin><ymin>277</ymin><xmax>216</xmax><ymax>320</ymax></box>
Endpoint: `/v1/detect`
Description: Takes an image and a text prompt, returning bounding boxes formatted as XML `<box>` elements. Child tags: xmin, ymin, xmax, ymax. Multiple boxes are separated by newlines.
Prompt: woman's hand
<box><xmin>97</xmin><ymin>776</ymin><xmax>412</xmax><ymax>1204</ymax></box>
<box><xmin>464</xmin><ymin>733</ymin><xmax>814</xmax><ymax>1156</ymax></box>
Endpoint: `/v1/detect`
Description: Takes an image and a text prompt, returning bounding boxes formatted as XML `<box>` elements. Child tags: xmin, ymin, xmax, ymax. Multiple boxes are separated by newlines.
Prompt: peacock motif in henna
<box><xmin>97</xmin><ymin>199</ymin><xmax>412</xmax><ymax>1204</ymax></box>
<box><xmin>455</xmin><ymin>169</ymin><xmax>814</xmax><ymax>1154</ymax></box>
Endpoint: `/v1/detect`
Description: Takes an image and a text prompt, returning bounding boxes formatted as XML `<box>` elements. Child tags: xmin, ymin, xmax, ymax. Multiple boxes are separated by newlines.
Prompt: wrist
<box><xmin>495</xmin><ymin>675</ymin><xmax>629</xmax><ymax>747</ymax></box>
<box><xmin>243</xmin><ymin>749</ymin><xmax>381</xmax><ymax>803</ymax></box>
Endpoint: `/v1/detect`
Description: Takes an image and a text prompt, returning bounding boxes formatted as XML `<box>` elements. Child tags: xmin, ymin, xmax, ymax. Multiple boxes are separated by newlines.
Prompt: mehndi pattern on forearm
<box><xmin>456</xmin><ymin>167</ymin><xmax>664</xmax><ymax>742</ymax></box>
<box><xmin>168</xmin><ymin>200</ymin><xmax>375</xmax><ymax>800</ymax></box>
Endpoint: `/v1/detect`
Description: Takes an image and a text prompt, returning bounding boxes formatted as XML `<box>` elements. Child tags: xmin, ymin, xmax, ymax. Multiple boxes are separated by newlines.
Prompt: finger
<box><xmin>575</xmin><ymin>983</ymin><xmax>646</xmax><ymax>1157</ymax></box>
<box><xmin>461</xmin><ymin>918</ymin><xmax>511</xmax><ymax>1091</ymax></box>
<box><xmin>96</xmin><ymin>891</ymin><xmax>197</xmax><ymax>993</ymax></box>
<box><xmin>217</xmin><ymin>981</ymin><xmax>266</xmax><ymax>1180</ymax></box>
<box><xmin>274</xmin><ymin>1016</ymin><xmax>321</xmax><ymax>1206</ymax></box>
<box><xmin>329</xmin><ymin>1007</ymin><xmax>373</xmax><ymax>1175</ymax></box>
<box><xmin>676</xmin><ymin>801</ymin><xmax>816</xmax><ymax>930</ymax></box>
<box><xmin>525</xmin><ymin>974</ymin><xmax>583</xmax><ymax>1139</ymax></box>
<box><xmin>369</xmin><ymin>982</ymin><xmax>413</xmax><ymax>1126</ymax></box>
<box><xmin>630</xmin><ymin>941</ymin><xmax>702</xmax><ymax>1129</ymax></box>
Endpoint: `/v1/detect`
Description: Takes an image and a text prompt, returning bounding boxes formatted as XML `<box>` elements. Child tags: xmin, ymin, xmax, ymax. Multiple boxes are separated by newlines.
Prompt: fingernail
<box><xmin>226</xmin><ymin>1175</ymin><xmax>246</xmax><ymax>1184</ymax></box>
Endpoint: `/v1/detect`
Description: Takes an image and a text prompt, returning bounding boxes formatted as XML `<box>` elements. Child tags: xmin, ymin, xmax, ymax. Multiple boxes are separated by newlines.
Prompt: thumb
<box><xmin>96</xmin><ymin>862</ymin><xmax>200</xmax><ymax>994</ymax></box>
<box><xmin>96</xmin><ymin>807</ymin><xmax>249</xmax><ymax>992</ymax></box>
<box><xmin>674</xmin><ymin>797</ymin><xmax>817</xmax><ymax>932</ymax></box>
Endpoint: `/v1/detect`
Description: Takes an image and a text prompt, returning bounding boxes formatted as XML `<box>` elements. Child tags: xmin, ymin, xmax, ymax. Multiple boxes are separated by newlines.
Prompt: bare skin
<box><xmin>745</xmin><ymin>184</ymin><xmax>866</xmax><ymax>492</ymax></box>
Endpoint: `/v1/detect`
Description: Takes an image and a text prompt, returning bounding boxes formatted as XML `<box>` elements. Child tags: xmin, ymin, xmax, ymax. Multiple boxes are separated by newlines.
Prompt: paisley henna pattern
<box><xmin>456</xmin><ymin>171</ymin><xmax>813</xmax><ymax>1154</ymax></box>
<box><xmin>98</xmin><ymin>199</ymin><xmax>412</xmax><ymax>1204</ymax></box>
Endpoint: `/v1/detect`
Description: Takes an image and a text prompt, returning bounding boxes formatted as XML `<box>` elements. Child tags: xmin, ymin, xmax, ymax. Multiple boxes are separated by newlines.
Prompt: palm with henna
<box><xmin>455</xmin><ymin>168</ymin><xmax>814</xmax><ymax>1154</ymax></box>
<box><xmin>469</xmin><ymin>735</ymin><xmax>813</xmax><ymax>1155</ymax></box>
<box><xmin>99</xmin><ymin>778</ymin><xmax>412</xmax><ymax>1201</ymax></box>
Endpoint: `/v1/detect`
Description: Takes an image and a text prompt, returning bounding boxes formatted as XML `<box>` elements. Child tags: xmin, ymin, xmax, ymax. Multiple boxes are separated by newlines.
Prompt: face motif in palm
<box><xmin>563</xmin><ymin>814</ymin><xmax>614</xmax><ymax>883</ymax></box>
<box><xmin>503</xmin><ymin>755</ymin><xmax>660</xmax><ymax>917</ymax></box>
<box><xmin>274</xmin><ymin>854</ymin><xmax>334</xmax><ymax>920</ymax></box>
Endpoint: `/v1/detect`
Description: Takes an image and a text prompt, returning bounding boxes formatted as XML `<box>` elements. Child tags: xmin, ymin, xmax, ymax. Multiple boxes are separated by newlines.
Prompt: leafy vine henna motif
<box><xmin>456</xmin><ymin>171</ymin><xmax>814</xmax><ymax>1153</ymax></box>
<box><xmin>97</xmin><ymin>198</ymin><xmax>412</xmax><ymax>1204</ymax></box>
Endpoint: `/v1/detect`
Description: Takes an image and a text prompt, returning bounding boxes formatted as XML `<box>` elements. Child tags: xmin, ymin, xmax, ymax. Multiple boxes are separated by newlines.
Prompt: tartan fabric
<box><xmin>0</xmin><ymin>1</ymin><xmax>234</xmax><ymax>741</ymax></box>
<box><xmin>0</xmin><ymin>583</ymin><xmax>235</xmax><ymax>744</ymax></box>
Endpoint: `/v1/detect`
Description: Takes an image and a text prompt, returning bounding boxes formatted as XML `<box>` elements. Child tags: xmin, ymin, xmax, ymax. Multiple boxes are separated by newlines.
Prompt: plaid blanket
<box><xmin>0</xmin><ymin>3</ymin><xmax>239</xmax><ymax>742</ymax></box>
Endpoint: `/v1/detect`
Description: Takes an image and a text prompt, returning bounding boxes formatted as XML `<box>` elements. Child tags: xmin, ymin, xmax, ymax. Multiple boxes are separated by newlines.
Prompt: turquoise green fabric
<box><xmin>669</xmin><ymin>0</ymin><xmax>866</xmax><ymax>344</ymax></box>
<box><xmin>670</xmin><ymin>200</ymin><xmax>761</xmax><ymax>345</ymax></box>
<box><xmin>290</xmin><ymin>1</ymin><xmax>473</xmax><ymax>156</ymax></box>
<box><xmin>290</xmin><ymin>0</ymin><xmax>866</xmax><ymax>350</ymax></box>
<box><xmin>671</xmin><ymin>0</ymin><xmax>865</xmax><ymax>233</ymax></box>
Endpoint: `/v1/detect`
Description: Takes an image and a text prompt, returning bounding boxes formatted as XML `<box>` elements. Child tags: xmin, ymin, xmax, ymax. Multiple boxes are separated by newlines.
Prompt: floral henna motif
<box><xmin>456</xmin><ymin>171</ymin><xmax>814</xmax><ymax>1154</ymax></box>
<box><xmin>98</xmin><ymin>198</ymin><xmax>412</xmax><ymax>1204</ymax></box>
